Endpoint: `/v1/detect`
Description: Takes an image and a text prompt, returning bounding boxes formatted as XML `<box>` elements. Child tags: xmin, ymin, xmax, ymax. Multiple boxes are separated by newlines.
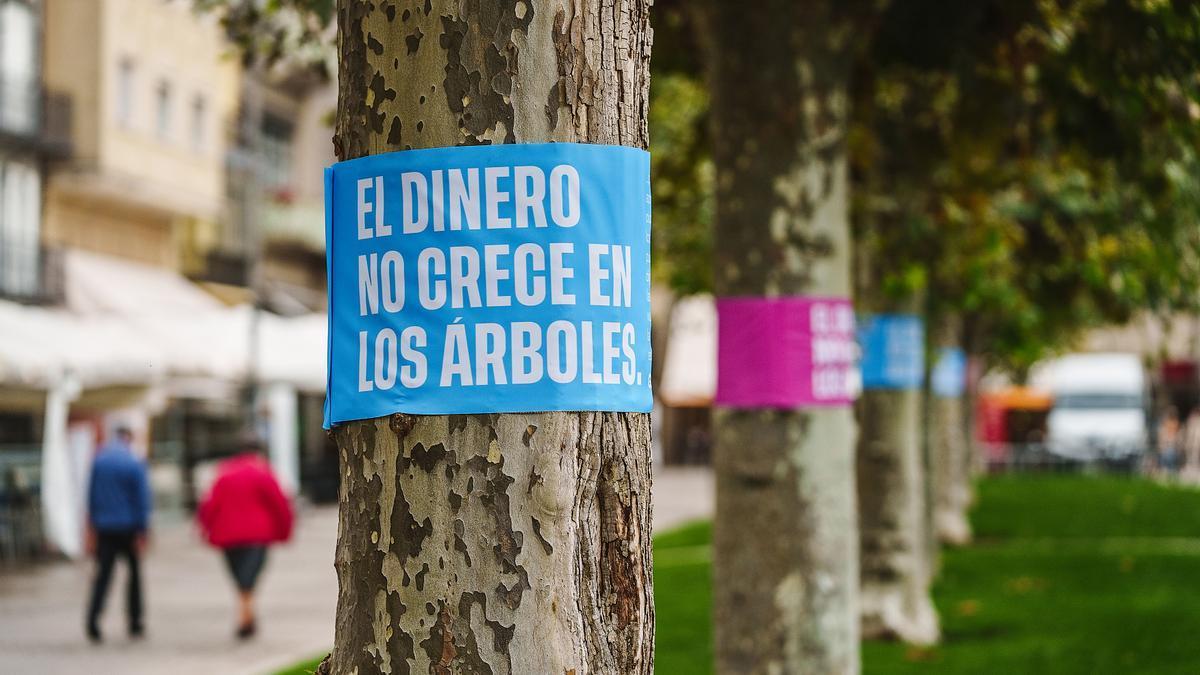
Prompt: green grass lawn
<box><xmin>656</xmin><ymin>475</ymin><xmax>1200</xmax><ymax>674</ymax></box>
<box><xmin>274</xmin><ymin>655</ymin><xmax>325</xmax><ymax>675</ymax></box>
<box><xmin>279</xmin><ymin>475</ymin><xmax>1200</xmax><ymax>674</ymax></box>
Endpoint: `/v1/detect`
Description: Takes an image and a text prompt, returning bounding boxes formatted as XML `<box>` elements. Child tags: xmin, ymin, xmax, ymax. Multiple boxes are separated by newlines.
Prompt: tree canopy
<box><xmin>647</xmin><ymin>0</ymin><xmax>1200</xmax><ymax>371</ymax></box>
<box><xmin>199</xmin><ymin>0</ymin><xmax>1200</xmax><ymax>372</ymax></box>
<box><xmin>852</xmin><ymin>0</ymin><xmax>1200</xmax><ymax>372</ymax></box>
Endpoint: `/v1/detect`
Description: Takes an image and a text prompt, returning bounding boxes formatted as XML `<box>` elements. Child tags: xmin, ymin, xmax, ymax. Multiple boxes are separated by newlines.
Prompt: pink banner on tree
<box><xmin>715</xmin><ymin>296</ymin><xmax>857</xmax><ymax>408</ymax></box>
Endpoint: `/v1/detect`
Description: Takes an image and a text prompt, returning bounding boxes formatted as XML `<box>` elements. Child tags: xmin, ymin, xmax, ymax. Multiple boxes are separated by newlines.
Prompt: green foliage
<box><xmin>200</xmin><ymin>0</ymin><xmax>1200</xmax><ymax>368</ymax></box>
<box><xmin>649</xmin><ymin>73</ymin><xmax>713</xmax><ymax>294</ymax></box>
<box><xmin>646</xmin><ymin>1</ymin><xmax>1200</xmax><ymax>368</ymax></box>
<box><xmin>852</xmin><ymin>0</ymin><xmax>1200</xmax><ymax>372</ymax></box>
<box><xmin>192</xmin><ymin>0</ymin><xmax>334</xmax><ymax>70</ymax></box>
<box><xmin>653</xmin><ymin>475</ymin><xmax>1200</xmax><ymax>675</ymax></box>
<box><xmin>647</xmin><ymin>1</ymin><xmax>715</xmax><ymax>295</ymax></box>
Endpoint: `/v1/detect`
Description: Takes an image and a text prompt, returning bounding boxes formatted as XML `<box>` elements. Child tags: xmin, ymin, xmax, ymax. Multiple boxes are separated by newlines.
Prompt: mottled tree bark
<box><xmin>929</xmin><ymin>316</ymin><xmax>972</xmax><ymax>546</ymax></box>
<box><xmin>708</xmin><ymin>2</ymin><xmax>861</xmax><ymax>673</ymax></box>
<box><xmin>856</xmin><ymin>297</ymin><xmax>939</xmax><ymax>646</ymax></box>
<box><xmin>326</xmin><ymin>2</ymin><xmax>654</xmax><ymax>673</ymax></box>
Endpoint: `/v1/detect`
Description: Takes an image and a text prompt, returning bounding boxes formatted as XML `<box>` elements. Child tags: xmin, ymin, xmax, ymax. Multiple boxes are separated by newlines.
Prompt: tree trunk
<box><xmin>961</xmin><ymin>321</ymin><xmax>984</xmax><ymax>492</ymax></box>
<box><xmin>326</xmin><ymin>2</ymin><xmax>654</xmax><ymax>673</ymax></box>
<box><xmin>929</xmin><ymin>316</ymin><xmax>972</xmax><ymax>546</ymax></box>
<box><xmin>708</xmin><ymin>3</ymin><xmax>860</xmax><ymax>673</ymax></box>
<box><xmin>856</xmin><ymin>300</ymin><xmax>939</xmax><ymax>645</ymax></box>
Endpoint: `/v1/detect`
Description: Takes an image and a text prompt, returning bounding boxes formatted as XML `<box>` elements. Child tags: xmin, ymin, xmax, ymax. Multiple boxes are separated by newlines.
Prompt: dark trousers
<box><xmin>86</xmin><ymin>531</ymin><xmax>143</xmax><ymax>631</ymax></box>
<box><xmin>223</xmin><ymin>545</ymin><xmax>268</xmax><ymax>592</ymax></box>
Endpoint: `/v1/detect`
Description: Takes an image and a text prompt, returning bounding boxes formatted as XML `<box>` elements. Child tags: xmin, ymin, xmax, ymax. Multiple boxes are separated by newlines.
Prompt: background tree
<box><xmin>852</xmin><ymin>291</ymin><xmax>939</xmax><ymax>643</ymax></box>
<box><xmin>850</xmin><ymin>67</ymin><xmax>941</xmax><ymax>638</ymax></box>
<box><xmin>195</xmin><ymin>0</ymin><xmax>335</xmax><ymax>69</ymax></box>
<box><xmin>706</xmin><ymin>1</ymin><xmax>879</xmax><ymax>672</ymax></box>
<box><xmin>850</xmin><ymin>0</ymin><xmax>1200</xmax><ymax>551</ymax></box>
<box><xmin>927</xmin><ymin>317</ymin><xmax>972</xmax><ymax>545</ymax></box>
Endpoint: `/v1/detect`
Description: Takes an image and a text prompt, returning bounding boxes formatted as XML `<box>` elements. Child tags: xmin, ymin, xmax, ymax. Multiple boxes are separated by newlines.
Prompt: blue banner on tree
<box><xmin>859</xmin><ymin>314</ymin><xmax>925</xmax><ymax>390</ymax></box>
<box><xmin>323</xmin><ymin>143</ymin><xmax>652</xmax><ymax>427</ymax></box>
<box><xmin>931</xmin><ymin>347</ymin><xmax>967</xmax><ymax>397</ymax></box>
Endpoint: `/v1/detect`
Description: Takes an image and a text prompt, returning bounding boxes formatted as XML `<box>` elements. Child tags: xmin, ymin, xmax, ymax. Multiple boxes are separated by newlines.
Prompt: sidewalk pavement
<box><xmin>652</xmin><ymin>465</ymin><xmax>714</xmax><ymax>532</ymax></box>
<box><xmin>0</xmin><ymin>506</ymin><xmax>339</xmax><ymax>675</ymax></box>
<box><xmin>0</xmin><ymin>465</ymin><xmax>712</xmax><ymax>675</ymax></box>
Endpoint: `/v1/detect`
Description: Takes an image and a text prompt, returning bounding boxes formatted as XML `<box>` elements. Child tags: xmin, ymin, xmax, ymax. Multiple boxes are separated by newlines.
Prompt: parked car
<box><xmin>1042</xmin><ymin>353</ymin><xmax>1148</xmax><ymax>463</ymax></box>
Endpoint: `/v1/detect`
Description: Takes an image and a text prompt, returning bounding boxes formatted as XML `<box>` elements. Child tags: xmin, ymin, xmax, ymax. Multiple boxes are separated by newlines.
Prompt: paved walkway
<box><xmin>0</xmin><ymin>466</ymin><xmax>712</xmax><ymax>674</ymax></box>
<box><xmin>0</xmin><ymin>507</ymin><xmax>339</xmax><ymax>675</ymax></box>
<box><xmin>652</xmin><ymin>465</ymin><xmax>714</xmax><ymax>532</ymax></box>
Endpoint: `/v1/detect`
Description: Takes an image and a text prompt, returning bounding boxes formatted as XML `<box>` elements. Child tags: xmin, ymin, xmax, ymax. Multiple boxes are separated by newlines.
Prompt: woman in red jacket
<box><xmin>197</xmin><ymin>437</ymin><xmax>293</xmax><ymax>639</ymax></box>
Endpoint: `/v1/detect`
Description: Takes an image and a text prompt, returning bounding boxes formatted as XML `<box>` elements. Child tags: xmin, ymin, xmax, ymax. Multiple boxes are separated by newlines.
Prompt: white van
<box><xmin>1041</xmin><ymin>353</ymin><xmax>1148</xmax><ymax>462</ymax></box>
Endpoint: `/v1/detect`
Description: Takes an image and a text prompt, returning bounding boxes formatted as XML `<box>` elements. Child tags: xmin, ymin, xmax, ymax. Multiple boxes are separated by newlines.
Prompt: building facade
<box><xmin>0</xmin><ymin>0</ymin><xmax>335</xmax><ymax>561</ymax></box>
<box><xmin>41</xmin><ymin>0</ymin><xmax>239</xmax><ymax>271</ymax></box>
<box><xmin>0</xmin><ymin>0</ymin><xmax>70</xmax><ymax>306</ymax></box>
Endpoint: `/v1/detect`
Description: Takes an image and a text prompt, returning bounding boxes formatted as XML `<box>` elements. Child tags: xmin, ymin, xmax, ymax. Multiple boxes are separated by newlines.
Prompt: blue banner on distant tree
<box><xmin>859</xmin><ymin>314</ymin><xmax>925</xmax><ymax>390</ymax></box>
<box><xmin>931</xmin><ymin>347</ymin><xmax>967</xmax><ymax>397</ymax></box>
<box><xmin>323</xmin><ymin>143</ymin><xmax>652</xmax><ymax>427</ymax></box>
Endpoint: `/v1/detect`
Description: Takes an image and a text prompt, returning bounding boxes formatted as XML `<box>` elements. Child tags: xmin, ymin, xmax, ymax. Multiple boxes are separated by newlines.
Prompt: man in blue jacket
<box><xmin>85</xmin><ymin>427</ymin><xmax>151</xmax><ymax>643</ymax></box>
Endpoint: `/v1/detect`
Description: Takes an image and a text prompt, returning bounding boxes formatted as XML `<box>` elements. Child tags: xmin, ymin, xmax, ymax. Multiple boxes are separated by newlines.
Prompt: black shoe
<box><xmin>236</xmin><ymin>620</ymin><xmax>257</xmax><ymax>640</ymax></box>
<box><xmin>130</xmin><ymin>624</ymin><xmax>145</xmax><ymax>640</ymax></box>
<box><xmin>86</xmin><ymin>623</ymin><xmax>102</xmax><ymax>644</ymax></box>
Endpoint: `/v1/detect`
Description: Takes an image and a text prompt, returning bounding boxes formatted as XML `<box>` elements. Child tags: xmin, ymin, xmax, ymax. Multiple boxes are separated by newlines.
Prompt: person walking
<box><xmin>197</xmin><ymin>436</ymin><xmax>293</xmax><ymax>639</ymax></box>
<box><xmin>1157</xmin><ymin>406</ymin><xmax>1182</xmax><ymax>477</ymax></box>
<box><xmin>85</xmin><ymin>427</ymin><xmax>151</xmax><ymax>643</ymax></box>
<box><xmin>1180</xmin><ymin>407</ymin><xmax>1200</xmax><ymax>483</ymax></box>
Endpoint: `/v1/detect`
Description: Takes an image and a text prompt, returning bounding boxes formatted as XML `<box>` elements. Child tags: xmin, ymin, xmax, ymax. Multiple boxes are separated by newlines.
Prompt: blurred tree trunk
<box><xmin>708</xmin><ymin>2</ymin><xmax>861</xmax><ymax>673</ymax></box>
<box><xmin>324</xmin><ymin>2</ymin><xmax>654</xmax><ymax>673</ymax></box>
<box><xmin>962</xmin><ymin>320</ymin><xmax>985</xmax><ymax>489</ymax></box>
<box><xmin>929</xmin><ymin>315</ymin><xmax>972</xmax><ymax>546</ymax></box>
<box><xmin>856</xmin><ymin>295</ymin><xmax>939</xmax><ymax>645</ymax></box>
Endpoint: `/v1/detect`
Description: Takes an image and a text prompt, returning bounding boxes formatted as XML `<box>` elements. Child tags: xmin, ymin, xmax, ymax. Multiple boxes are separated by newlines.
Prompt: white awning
<box><xmin>61</xmin><ymin>249</ymin><xmax>249</xmax><ymax>382</ymax></box>
<box><xmin>1</xmin><ymin>250</ymin><xmax>327</xmax><ymax>392</ymax></box>
<box><xmin>256</xmin><ymin>311</ymin><xmax>327</xmax><ymax>393</ymax></box>
<box><xmin>0</xmin><ymin>300</ymin><xmax>162</xmax><ymax>388</ymax></box>
<box><xmin>659</xmin><ymin>294</ymin><xmax>717</xmax><ymax>407</ymax></box>
<box><xmin>64</xmin><ymin>248</ymin><xmax>226</xmax><ymax>316</ymax></box>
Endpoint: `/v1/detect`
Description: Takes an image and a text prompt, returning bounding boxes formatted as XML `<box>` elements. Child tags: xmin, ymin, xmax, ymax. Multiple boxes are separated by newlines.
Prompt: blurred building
<box><xmin>0</xmin><ymin>0</ymin><xmax>334</xmax><ymax>562</ymax></box>
<box><xmin>0</xmin><ymin>0</ymin><xmax>73</xmax><ymax>561</ymax></box>
<box><xmin>0</xmin><ymin>0</ymin><xmax>70</xmax><ymax>341</ymax></box>
<box><xmin>42</xmin><ymin>0</ymin><xmax>238</xmax><ymax>271</ymax></box>
<box><xmin>0</xmin><ymin>0</ymin><xmax>70</xmax><ymax>305</ymax></box>
<box><xmin>657</xmin><ymin>292</ymin><xmax>716</xmax><ymax>465</ymax></box>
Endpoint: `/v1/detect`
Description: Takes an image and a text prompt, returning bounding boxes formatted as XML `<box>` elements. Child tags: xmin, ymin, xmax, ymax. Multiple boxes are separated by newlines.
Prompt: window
<box><xmin>116</xmin><ymin>58</ymin><xmax>135</xmax><ymax>127</ymax></box>
<box><xmin>190</xmin><ymin>94</ymin><xmax>206</xmax><ymax>151</ymax></box>
<box><xmin>0</xmin><ymin>159</ymin><xmax>42</xmax><ymax>299</ymax></box>
<box><xmin>155</xmin><ymin>80</ymin><xmax>172</xmax><ymax>139</ymax></box>
<box><xmin>1054</xmin><ymin>394</ymin><xmax>1144</xmax><ymax>411</ymax></box>
<box><xmin>259</xmin><ymin>113</ymin><xmax>294</xmax><ymax>190</ymax></box>
<box><xmin>0</xmin><ymin>1</ymin><xmax>38</xmax><ymax>133</ymax></box>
